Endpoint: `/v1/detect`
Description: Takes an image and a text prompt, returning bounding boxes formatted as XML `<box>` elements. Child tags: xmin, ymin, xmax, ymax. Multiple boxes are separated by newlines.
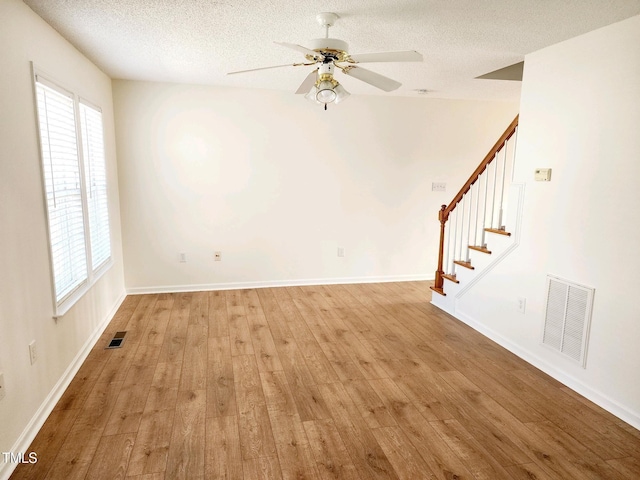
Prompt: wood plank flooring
<box><xmin>10</xmin><ymin>282</ymin><xmax>640</xmax><ymax>479</ymax></box>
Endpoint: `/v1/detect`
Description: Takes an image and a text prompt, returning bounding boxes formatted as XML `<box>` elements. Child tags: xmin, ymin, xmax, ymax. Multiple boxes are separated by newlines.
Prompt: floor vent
<box><xmin>106</xmin><ymin>331</ymin><xmax>127</xmax><ymax>349</ymax></box>
<box><xmin>542</xmin><ymin>275</ymin><xmax>594</xmax><ymax>367</ymax></box>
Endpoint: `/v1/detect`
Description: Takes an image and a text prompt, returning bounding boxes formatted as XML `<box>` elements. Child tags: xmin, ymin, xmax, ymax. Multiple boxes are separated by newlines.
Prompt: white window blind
<box><xmin>34</xmin><ymin>73</ymin><xmax>112</xmax><ymax>315</ymax></box>
<box><xmin>79</xmin><ymin>102</ymin><xmax>111</xmax><ymax>270</ymax></box>
<box><xmin>36</xmin><ymin>81</ymin><xmax>88</xmax><ymax>303</ymax></box>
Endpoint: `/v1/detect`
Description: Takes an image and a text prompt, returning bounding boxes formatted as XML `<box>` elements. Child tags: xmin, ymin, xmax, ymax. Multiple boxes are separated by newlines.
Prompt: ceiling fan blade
<box><xmin>227</xmin><ymin>62</ymin><xmax>313</xmax><ymax>75</ymax></box>
<box><xmin>295</xmin><ymin>69</ymin><xmax>318</xmax><ymax>94</ymax></box>
<box><xmin>348</xmin><ymin>50</ymin><xmax>423</xmax><ymax>64</ymax></box>
<box><xmin>342</xmin><ymin>66</ymin><xmax>402</xmax><ymax>92</ymax></box>
<box><xmin>275</xmin><ymin>42</ymin><xmax>324</xmax><ymax>61</ymax></box>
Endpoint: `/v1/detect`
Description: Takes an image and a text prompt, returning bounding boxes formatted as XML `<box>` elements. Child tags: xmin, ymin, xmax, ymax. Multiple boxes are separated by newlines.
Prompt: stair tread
<box><xmin>468</xmin><ymin>245</ymin><xmax>492</xmax><ymax>254</ymax></box>
<box><xmin>430</xmin><ymin>286</ymin><xmax>446</xmax><ymax>296</ymax></box>
<box><xmin>453</xmin><ymin>260</ymin><xmax>475</xmax><ymax>270</ymax></box>
<box><xmin>443</xmin><ymin>274</ymin><xmax>460</xmax><ymax>284</ymax></box>
<box><xmin>485</xmin><ymin>227</ymin><xmax>511</xmax><ymax>236</ymax></box>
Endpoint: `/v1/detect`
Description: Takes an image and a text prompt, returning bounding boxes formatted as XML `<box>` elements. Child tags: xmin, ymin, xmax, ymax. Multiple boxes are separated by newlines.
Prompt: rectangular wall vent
<box><xmin>542</xmin><ymin>275</ymin><xmax>594</xmax><ymax>367</ymax></box>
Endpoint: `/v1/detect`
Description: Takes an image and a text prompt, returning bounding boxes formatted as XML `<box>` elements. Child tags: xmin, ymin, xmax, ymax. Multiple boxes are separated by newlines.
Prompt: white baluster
<box><xmin>481</xmin><ymin>166</ymin><xmax>489</xmax><ymax>247</ymax></box>
<box><xmin>474</xmin><ymin>178</ymin><xmax>480</xmax><ymax>246</ymax></box>
<box><xmin>444</xmin><ymin>216</ymin><xmax>452</xmax><ymax>275</ymax></box>
<box><xmin>466</xmin><ymin>189</ymin><xmax>472</xmax><ymax>262</ymax></box>
<box><xmin>490</xmin><ymin>153</ymin><xmax>499</xmax><ymax>229</ymax></box>
<box><xmin>458</xmin><ymin>196</ymin><xmax>466</xmax><ymax>261</ymax></box>
<box><xmin>498</xmin><ymin>139</ymin><xmax>508</xmax><ymax>229</ymax></box>
<box><xmin>451</xmin><ymin>207</ymin><xmax>459</xmax><ymax>273</ymax></box>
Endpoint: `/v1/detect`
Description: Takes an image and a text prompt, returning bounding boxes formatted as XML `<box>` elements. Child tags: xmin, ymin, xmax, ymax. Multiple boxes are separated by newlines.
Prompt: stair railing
<box><xmin>432</xmin><ymin>115</ymin><xmax>519</xmax><ymax>295</ymax></box>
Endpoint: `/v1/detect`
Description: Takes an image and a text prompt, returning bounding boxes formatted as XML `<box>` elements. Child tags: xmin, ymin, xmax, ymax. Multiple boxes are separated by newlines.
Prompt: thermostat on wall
<box><xmin>534</xmin><ymin>168</ymin><xmax>552</xmax><ymax>181</ymax></box>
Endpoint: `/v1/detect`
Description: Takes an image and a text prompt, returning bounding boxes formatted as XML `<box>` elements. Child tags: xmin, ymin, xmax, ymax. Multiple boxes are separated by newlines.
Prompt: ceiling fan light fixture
<box><xmin>334</xmin><ymin>83</ymin><xmax>350</xmax><ymax>103</ymax></box>
<box><xmin>316</xmin><ymin>80</ymin><xmax>337</xmax><ymax>103</ymax></box>
<box><xmin>305</xmin><ymin>85</ymin><xmax>320</xmax><ymax>104</ymax></box>
<box><xmin>305</xmin><ymin>80</ymin><xmax>349</xmax><ymax>107</ymax></box>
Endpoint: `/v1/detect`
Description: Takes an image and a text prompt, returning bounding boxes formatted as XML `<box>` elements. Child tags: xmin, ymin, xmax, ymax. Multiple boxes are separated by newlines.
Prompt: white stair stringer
<box><xmin>431</xmin><ymin>183</ymin><xmax>525</xmax><ymax>316</ymax></box>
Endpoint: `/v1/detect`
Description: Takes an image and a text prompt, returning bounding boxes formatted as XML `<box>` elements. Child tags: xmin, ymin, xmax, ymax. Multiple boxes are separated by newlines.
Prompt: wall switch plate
<box><xmin>29</xmin><ymin>341</ymin><xmax>37</xmax><ymax>365</ymax></box>
<box><xmin>0</xmin><ymin>372</ymin><xmax>5</xmax><ymax>400</ymax></box>
<box><xmin>517</xmin><ymin>297</ymin><xmax>526</xmax><ymax>314</ymax></box>
<box><xmin>337</xmin><ymin>247</ymin><xmax>345</xmax><ymax>257</ymax></box>
<box><xmin>432</xmin><ymin>182</ymin><xmax>447</xmax><ymax>192</ymax></box>
<box><xmin>179</xmin><ymin>253</ymin><xmax>187</xmax><ymax>263</ymax></box>
<box><xmin>214</xmin><ymin>251</ymin><xmax>222</xmax><ymax>261</ymax></box>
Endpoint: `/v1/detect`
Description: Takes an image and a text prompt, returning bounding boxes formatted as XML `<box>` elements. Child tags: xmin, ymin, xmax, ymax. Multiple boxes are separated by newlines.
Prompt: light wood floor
<box><xmin>11</xmin><ymin>282</ymin><xmax>640</xmax><ymax>479</ymax></box>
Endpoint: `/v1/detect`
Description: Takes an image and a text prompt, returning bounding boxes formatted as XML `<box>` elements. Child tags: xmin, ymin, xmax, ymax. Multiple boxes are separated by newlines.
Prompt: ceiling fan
<box><xmin>228</xmin><ymin>12</ymin><xmax>423</xmax><ymax>109</ymax></box>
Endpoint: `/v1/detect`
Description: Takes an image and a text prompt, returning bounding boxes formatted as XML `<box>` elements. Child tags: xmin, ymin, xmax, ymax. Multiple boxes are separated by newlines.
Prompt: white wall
<box><xmin>113</xmin><ymin>80</ymin><xmax>518</xmax><ymax>292</ymax></box>
<box><xmin>455</xmin><ymin>15</ymin><xmax>640</xmax><ymax>427</ymax></box>
<box><xmin>0</xmin><ymin>0</ymin><xmax>126</xmax><ymax>471</ymax></box>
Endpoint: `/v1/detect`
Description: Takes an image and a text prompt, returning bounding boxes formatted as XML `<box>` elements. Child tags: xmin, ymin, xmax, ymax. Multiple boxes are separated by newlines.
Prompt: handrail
<box><xmin>442</xmin><ymin>115</ymin><xmax>519</xmax><ymax>222</ymax></box>
<box><xmin>432</xmin><ymin>115</ymin><xmax>519</xmax><ymax>294</ymax></box>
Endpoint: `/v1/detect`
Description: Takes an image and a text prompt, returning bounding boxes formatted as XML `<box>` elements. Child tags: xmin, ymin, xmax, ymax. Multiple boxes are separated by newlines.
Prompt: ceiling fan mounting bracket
<box><xmin>316</xmin><ymin>12</ymin><xmax>339</xmax><ymax>29</ymax></box>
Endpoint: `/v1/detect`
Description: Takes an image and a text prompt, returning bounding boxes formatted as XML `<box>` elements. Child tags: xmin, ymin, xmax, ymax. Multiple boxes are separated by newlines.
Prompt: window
<box><xmin>34</xmin><ymin>73</ymin><xmax>111</xmax><ymax>316</ymax></box>
<box><xmin>79</xmin><ymin>102</ymin><xmax>111</xmax><ymax>270</ymax></box>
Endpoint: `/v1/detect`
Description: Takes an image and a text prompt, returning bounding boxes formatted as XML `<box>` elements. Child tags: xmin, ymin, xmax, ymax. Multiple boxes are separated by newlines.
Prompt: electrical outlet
<box><xmin>29</xmin><ymin>341</ymin><xmax>37</xmax><ymax>365</ymax></box>
<box><xmin>179</xmin><ymin>253</ymin><xmax>187</xmax><ymax>263</ymax></box>
<box><xmin>0</xmin><ymin>372</ymin><xmax>5</xmax><ymax>400</ymax></box>
<box><xmin>517</xmin><ymin>297</ymin><xmax>526</xmax><ymax>314</ymax></box>
<box><xmin>214</xmin><ymin>251</ymin><xmax>222</xmax><ymax>261</ymax></box>
<box><xmin>337</xmin><ymin>247</ymin><xmax>345</xmax><ymax>257</ymax></box>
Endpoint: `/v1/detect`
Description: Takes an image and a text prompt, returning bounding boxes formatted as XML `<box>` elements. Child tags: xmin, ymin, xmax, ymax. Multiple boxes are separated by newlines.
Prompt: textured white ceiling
<box><xmin>22</xmin><ymin>0</ymin><xmax>640</xmax><ymax>101</ymax></box>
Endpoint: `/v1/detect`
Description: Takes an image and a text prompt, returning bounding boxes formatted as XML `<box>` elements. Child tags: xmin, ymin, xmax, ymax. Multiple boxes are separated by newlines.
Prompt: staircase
<box><xmin>431</xmin><ymin>115</ymin><xmax>520</xmax><ymax>312</ymax></box>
